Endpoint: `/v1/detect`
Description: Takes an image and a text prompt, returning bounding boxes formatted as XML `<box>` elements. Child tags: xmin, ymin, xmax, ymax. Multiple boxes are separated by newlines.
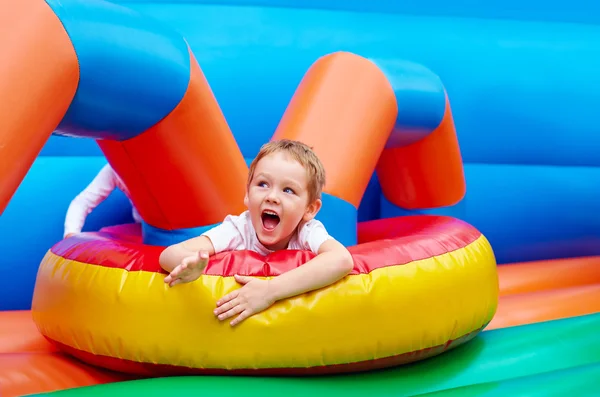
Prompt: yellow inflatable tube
<box><xmin>32</xmin><ymin>215</ymin><xmax>498</xmax><ymax>375</ymax></box>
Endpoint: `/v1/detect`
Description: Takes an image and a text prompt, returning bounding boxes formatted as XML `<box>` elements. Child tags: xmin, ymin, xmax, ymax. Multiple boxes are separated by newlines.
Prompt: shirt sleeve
<box><xmin>201</xmin><ymin>214</ymin><xmax>245</xmax><ymax>254</ymax></box>
<box><xmin>299</xmin><ymin>219</ymin><xmax>334</xmax><ymax>254</ymax></box>
<box><xmin>63</xmin><ymin>164</ymin><xmax>117</xmax><ymax>237</ymax></box>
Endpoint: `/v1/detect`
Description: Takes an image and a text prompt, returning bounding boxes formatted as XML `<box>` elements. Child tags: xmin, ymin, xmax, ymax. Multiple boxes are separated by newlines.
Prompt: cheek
<box><xmin>283</xmin><ymin>198</ymin><xmax>306</xmax><ymax>217</ymax></box>
<box><xmin>247</xmin><ymin>191</ymin><xmax>261</xmax><ymax>205</ymax></box>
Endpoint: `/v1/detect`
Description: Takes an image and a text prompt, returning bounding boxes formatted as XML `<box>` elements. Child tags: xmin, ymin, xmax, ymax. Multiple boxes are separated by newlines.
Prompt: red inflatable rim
<box><xmin>51</xmin><ymin>215</ymin><xmax>482</xmax><ymax>277</ymax></box>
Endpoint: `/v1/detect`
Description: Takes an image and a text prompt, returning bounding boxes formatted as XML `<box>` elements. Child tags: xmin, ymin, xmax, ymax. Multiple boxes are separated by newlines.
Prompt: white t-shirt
<box><xmin>64</xmin><ymin>164</ymin><xmax>142</xmax><ymax>237</ymax></box>
<box><xmin>202</xmin><ymin>210</ymin><xmax>333</xmax><ymax>256</ymax></box>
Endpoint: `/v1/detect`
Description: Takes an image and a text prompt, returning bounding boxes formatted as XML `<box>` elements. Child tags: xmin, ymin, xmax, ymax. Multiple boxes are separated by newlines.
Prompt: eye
<box><xmin>284</xmin><ymin>187</ymin><xmax>295</xmax><ymax>194</ymax></box>
<box><xmin>256</xmin><ymin>180</ymin><xmax>268</xmax><ymax>188</ymax></box>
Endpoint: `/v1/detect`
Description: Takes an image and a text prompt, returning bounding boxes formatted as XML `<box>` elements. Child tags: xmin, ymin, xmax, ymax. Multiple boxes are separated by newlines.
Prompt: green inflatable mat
<box><xmin>28</xmin><ymin>313</ymin><xmax>600</xmax><ymax>396</ymax></box>
<box><xmin>419</xmin><ymin>362</ymin><xmax>600</xmax><ymax>396</ymax></box>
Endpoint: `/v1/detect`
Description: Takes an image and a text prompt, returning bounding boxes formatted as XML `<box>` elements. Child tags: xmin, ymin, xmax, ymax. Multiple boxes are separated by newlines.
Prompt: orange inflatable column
<box><xmin>272</xmin><ymin>52</ymin><xmax>398</xmax><ymax>246</ymax></box>
<box><xmin>30</xmin><ymin>0</ymin><xmax>248</xmax><ymax>246</ymax></box>
<box><xmin>371</xmin><ymin>59</ymin><xmax>466</xmax><ymax>210</ymax></box>
<box><xmin>98</xmin><ymin>50</ymin><xmax>248</xmax><ymax>245</ymax></box>
<box><xmin>0</xmin><ymin>0</ymin><xmax>78</xmax><ymax>214</ymax></box>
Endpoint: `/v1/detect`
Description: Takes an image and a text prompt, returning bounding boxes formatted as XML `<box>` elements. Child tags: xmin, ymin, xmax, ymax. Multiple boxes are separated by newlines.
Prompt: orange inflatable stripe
<box><xmin>488</xmin><ymin>284</ymin><xmax>600</xmax><ymax>330</ymax></box>
<box><xmin>0</xmin><ymin>311</ymin><xmax>57</xmax><ymax>354</ymax></box>
<box><xmin>99</xmin><ymin>47</ymin><xmax>248</xmax><ymax>229</ymax></box>
<box><xmin>498</xmin><ymin>256</ymin><xmax>600</xmax><ymax>296</ymax></box>
<box><xmin>273</xmin><ymin>52</ymin><xmax>398</xmax><ymax>208</ymax></box>
<box><xmin>0</xmin><ymin>0</ymin><xmax>79</xmax><ymax>214</ymax></box>
<box><xmin>376</xmin><ymin>96</ymin><xmax>465</xmax><ymax>209</ymax></box>
<box><xmin>0</xmin><ymin>352</ymin><xmax>134</xmax><ymax>397</ymax></box>
<box><xmin>0</xmin><ymin>311</ymin><xmax>133</xmax><ymax>397</ymax></box>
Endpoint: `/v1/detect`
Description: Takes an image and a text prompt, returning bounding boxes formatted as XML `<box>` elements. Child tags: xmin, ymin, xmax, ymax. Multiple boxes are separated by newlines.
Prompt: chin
<box><xmin>258</xmin><ymin>235</ymin><xmax>282</xmax><ymax>249</ymax></box>
<box><xmin>258</xmin><ymin>231</ymin><xmax>292</xmax><ymax>251</ymax></box>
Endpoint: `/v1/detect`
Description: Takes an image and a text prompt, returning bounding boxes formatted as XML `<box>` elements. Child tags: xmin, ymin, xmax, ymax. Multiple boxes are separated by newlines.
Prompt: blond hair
<box><xmin>247</xmin><ymin>139</ymin><xmax>326</xmax><ymax>202</ymax></box>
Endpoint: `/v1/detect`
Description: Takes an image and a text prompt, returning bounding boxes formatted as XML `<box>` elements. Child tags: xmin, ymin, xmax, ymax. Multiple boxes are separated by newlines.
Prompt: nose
<box><xmin>265</xmin><ymin>189</ymin><xmax>280</xmax><ymax>204</ymax></box>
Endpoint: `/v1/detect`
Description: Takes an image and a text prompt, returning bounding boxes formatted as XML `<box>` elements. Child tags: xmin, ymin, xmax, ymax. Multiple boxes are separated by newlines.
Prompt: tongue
<box><xmin>263</xmin><ymin>215</ymin><xmax>279</xmax><ymax>230</ymax></box>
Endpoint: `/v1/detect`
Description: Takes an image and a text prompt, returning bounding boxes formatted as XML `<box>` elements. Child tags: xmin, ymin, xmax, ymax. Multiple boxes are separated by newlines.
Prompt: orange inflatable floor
<box><xmin>489</xmin><ymin>255</ymin><xmax>600</xmax><ymax>329</ymax></box>
<box><xmin>2</xmin><ymin>256</ymin><xmax>600</xmax><ymax>397</ymax></box>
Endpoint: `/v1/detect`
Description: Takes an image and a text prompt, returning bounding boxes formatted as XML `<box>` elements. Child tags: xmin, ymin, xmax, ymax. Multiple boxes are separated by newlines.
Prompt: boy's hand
<box><xmin>214</xmin><ymin>275</ymin><xmax>275</xmax><ymax>326</ymax></box>
<box><xmin>164</xmin><ymin>251</ymin><xmax>209</xmax><ymax>287</ymax></box>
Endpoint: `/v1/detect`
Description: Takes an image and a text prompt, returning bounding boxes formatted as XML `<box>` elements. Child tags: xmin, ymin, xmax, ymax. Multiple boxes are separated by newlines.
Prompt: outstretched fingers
<box><xmin>164</xmin><ymin>251</ymin><xmax>210</xmax><ymax>287</ymax></box>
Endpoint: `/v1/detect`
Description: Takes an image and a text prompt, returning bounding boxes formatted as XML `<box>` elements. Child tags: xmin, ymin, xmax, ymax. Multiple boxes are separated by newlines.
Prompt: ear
<box><xmin>303</xmin><ymin>199</ymin><xmax>322</xmax><ymax>222</ymax></box>
<box><xmin>243</xmin><ymin>192</ymin><xmax>249</xmax><ymax>208</ymax></box>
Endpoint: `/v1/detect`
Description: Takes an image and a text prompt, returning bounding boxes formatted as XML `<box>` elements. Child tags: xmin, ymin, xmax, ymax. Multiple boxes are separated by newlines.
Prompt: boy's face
<box><xmin>245</xmin><ymin>151</ymin><xmax>321</xmax><ymax>251</ymax></box>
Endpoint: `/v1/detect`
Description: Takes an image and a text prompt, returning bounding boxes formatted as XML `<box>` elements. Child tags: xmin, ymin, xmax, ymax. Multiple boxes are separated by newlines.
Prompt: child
<box><xmin>159</xmin><ymin>139</ymin><xmax>354</xmax><ymax>326</ymax></box>
<box><xmin>64</xmin><ymin>163</ymin><xmax>141</xmax><ymax>238</ymax></box>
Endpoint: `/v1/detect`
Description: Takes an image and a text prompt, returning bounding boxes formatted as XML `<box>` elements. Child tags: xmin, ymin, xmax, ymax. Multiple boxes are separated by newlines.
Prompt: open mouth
<box><xmin>261</xmin><ymin>210</ymin><xmax>280</xmax><ymax>231</ymax></box>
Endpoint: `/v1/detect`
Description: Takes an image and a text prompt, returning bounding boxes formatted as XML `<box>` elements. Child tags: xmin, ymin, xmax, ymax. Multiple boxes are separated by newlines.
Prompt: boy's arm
<box><xmin>268</xmin><ymin>239</ymin><xmax>354</xmax><ymax>301</ymax></box>
<box><xmin>64</xmin><ymin>165</ymin><xmax>117</xmax><ymax>237</ymax></box>
<box><xmin>214</xmin><ymin>239</ymin><xmax>353</xmax><ymax>326</ymax></box>
<box><xmin>159</xmin><ymin>215</ymin><xmax>243</xmax><ymax>274</ymax></box>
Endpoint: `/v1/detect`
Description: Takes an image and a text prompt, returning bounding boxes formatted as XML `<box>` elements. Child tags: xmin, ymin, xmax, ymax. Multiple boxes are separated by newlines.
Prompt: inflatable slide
<box><xmin>1</xmin><ymin>0</ymin><xmax>599</xmax><ymax>396</ymax></box>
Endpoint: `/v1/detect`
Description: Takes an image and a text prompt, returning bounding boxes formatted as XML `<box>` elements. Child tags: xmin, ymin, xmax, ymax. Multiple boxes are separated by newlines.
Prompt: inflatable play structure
<box><xmin>1</xmin><ymin>0</ymin><xmax>600</xmax><ymax>396</ymax></box>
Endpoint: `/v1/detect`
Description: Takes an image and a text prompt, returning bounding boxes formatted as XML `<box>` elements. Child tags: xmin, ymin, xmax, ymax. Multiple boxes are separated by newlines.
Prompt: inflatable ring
<box><xmin>32</xmin><ymin>215</ymin><xmax>498</xmax><ymax>375</ymax></box>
